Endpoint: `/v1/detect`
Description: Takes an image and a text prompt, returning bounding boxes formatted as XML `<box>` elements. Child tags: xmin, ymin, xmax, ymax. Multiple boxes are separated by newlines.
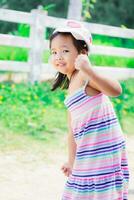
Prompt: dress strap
<box><xmin>84</xmin><ymin>79</ymin><xmax>89</xmax><ymax>89</ymax></box>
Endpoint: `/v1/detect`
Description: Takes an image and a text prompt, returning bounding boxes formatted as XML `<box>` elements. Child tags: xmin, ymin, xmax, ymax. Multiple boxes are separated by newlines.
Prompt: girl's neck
<box><xmin>68</xmin><ymin>69</ymin><xmax>77</xmax><ymax>84</ymax></box>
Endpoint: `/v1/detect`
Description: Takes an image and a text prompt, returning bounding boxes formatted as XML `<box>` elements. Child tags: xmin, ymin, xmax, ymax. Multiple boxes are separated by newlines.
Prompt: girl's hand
<box><xmin>61</xmin><ymin>162</ymin><xmax>72</xmax><ymax>177</ymax></box>
<box><xmin>74</xmin><ymin>54</ymin><xmax>91</xmax><ymax>71</ymax></box>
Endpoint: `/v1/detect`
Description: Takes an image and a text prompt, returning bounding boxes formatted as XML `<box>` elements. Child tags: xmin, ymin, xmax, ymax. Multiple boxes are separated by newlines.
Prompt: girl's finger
<box><xmin>61</xmin><ymin>166</ymin><xmax>67</xmax><ymax>171</ymax></box>
<box><xmin>62</xmin><ymin>168</ymin><xmax>67</xmax><ymax>172</ymax></box>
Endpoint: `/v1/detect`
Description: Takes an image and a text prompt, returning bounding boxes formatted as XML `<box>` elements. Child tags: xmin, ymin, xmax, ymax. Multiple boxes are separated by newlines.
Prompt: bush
<box><xmin>111</xmin><ymin>79</ymin><xmax>134</xmax><ymax>128</ymax></box>
<box><xmin>0</xmin><ymin>79</ymin><xmax>133</xmax><ymax>138</ymax></box>
<box><xmin>0</xmin><ymin>81</ymin><xmax>66</xmax><ymax>138</ymax></box>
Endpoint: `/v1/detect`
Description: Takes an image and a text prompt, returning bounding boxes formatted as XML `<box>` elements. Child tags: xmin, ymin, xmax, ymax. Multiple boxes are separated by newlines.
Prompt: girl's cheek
<box><xmin>49</xmin><ymin>56</ymin><xmax>55</xmax><ymax>65</ymax></box>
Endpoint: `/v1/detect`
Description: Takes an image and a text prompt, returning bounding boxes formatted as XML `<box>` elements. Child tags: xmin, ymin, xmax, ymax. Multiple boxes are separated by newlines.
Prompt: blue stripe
<box><xmin>74</xmin><ymin>118</ymin><xmax>117</xmax><ymax>138</ymax></box>
<box><xmin>72</xmin><ymin>169</ymin><xmax>121</xmax><ymax>177</ymax></box>
<box><xmin>77</xmin><ymin>141</ymin><xmax>124</xmax><ymax>155</ymax></box>
<box><xmin>66</xmin><ymin>179</ymin><xmax>123</xmax><ymax>191</ymax></box>
<box><xmin>84</xmin><ymin>118</ymin><xmax>117</xmax><ymax>132</ymax></box>
<box><xmin>67</xmin><ymin>93</ymin><xmax>86</xmax><ymax>108</ymax></box>
<box><xmin>74</xmin><ymin>123</ymin><xmax>118</xmax><ymax>140</ymax></box>
<box><xmin>76</xmin><ymin>142</ymin><xmax>124</xmax><ymax>158</ymax></box>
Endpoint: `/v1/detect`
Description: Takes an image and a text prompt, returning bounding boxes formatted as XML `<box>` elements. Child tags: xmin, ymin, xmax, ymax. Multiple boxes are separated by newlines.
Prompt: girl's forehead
<box><xmin>51</xmin><ymin>34</ymin><xmax>74</xmax><ymax>49</ymax></box>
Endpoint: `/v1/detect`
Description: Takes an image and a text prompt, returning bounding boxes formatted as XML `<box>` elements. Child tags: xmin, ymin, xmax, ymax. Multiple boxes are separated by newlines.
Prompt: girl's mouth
<box><xmin>57</xmin><ymin>63</ymin><xmax>66</xmax><ymax>67</ymax></box>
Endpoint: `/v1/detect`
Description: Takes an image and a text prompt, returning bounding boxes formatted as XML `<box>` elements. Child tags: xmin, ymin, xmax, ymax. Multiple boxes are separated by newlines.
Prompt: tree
<box><xmin>0</xmin><ymin>0</ymin><xmax>69</xmax><ymax>33</ymax></box>
<box><xmin>89</xmin><ymin>0</ymin><xmax>134</xmax><ymax>28</ymax></box>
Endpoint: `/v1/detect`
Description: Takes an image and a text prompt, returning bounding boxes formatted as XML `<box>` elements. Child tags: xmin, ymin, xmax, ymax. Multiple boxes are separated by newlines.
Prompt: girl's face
<box><xmin>50</xmin><ymin>34</ymin><xmax>79</xmax><ymax>77</ymax></box>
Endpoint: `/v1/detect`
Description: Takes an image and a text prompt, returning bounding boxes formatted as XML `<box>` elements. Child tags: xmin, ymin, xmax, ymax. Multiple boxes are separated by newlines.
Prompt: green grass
<box><xmin>92</xmin><ymin>34</ymin><xmax>134</xmax><ymax>49</ymax></box>
<box><xmin>0</xmin><ymin>122</ymin><xmax>67</xmax><ymax>164</ymax></box>
<box><xmin>122</xmin><ymin>114</ymin><xmax>134</xmax><ymax>135</ymax></box>
<box><xmin>0</xmin><ymin>81</ymin><xmax>66</xmax><ymax>137</ymax></box>
<box><xmin>90</xmin><ymin>55</ymin><xmax>134</xmax><ymax>68</ymax></box>
<box><xmin>0</xmin><ymin>45</ymin><xmax>28</xmax><ymax>61</ymax></box>
<box><xmin>0</xmin><ymin>105</ymin><xmax>133</xmax><ymax>155</ymax></box>
<box><xmin>0</xmin><ymin>106</ymin><xmax>67</xmax><ymax>158</ymax></box>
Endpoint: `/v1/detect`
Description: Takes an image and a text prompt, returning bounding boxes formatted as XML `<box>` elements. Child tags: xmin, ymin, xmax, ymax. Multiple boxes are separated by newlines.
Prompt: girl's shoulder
<box><xmin>76</xmin><ymin>70</ymin><xmax>101</xmax><ymax>97</ymax></box>
<box><xmin>68</xmin><ymin>70</ymin><xmax>86</xmax><ymax>94</ymax></box>
<box><xmin>68</xmin><ymin>70</ymin><xmax>101</xmax><ymax>98</ymax></box>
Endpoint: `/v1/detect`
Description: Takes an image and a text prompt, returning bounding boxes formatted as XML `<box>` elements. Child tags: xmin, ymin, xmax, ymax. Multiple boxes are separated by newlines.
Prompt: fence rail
<box><xmin>0</xmin><ymin>8</ymin><xmax>134</xmax><ymax>82</ymax></box>
<box><xmin>1</xmin><ymin>34</ymin><xmax>134</xmax><ymax>58</ymax></box>
<box><xmin>46</xmin><ymin>16</ymin><xmax>134</xmax><ymax>39</ymax></box>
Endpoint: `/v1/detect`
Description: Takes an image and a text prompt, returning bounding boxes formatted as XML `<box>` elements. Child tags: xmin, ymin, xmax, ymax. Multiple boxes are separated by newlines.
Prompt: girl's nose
<box><xmin>55</xmin><ymin>53</ymin><xmax>63</xmax><ymax>60</ymax></box>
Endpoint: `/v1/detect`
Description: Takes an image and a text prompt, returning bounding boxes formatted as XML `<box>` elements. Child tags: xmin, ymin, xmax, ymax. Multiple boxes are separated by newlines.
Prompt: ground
<box><xmin>0</xmin><ymin>136</ymin><xmax>133</xmax><ymax>200</ymax></box>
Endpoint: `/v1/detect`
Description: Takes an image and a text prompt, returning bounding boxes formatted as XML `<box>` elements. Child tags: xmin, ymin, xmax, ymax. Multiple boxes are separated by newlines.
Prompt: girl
<box><xmin>49</xmin><ymin>20</ymin><xmax>129</xmax><ymax>200</ymax></box>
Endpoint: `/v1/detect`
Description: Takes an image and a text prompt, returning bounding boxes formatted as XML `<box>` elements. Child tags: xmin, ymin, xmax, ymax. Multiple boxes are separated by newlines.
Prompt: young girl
<box><xmin>49</xmin><ymin>20</ymin><xmax>129</xmax><ymax>200</ymax></box>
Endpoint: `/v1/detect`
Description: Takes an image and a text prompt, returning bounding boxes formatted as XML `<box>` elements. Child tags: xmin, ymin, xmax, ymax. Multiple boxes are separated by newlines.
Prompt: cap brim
<box><xmin>53</xmin><ymin>28</ymin><xmax>91</xmax><ymax>52</ymax></box>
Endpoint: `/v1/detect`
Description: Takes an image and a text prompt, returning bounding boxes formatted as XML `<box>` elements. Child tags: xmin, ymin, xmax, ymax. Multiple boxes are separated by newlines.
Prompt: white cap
<box><xmin>53</xmin><ymin>20</ymin><xmax>92</xmax><ymax>52</ymax></box>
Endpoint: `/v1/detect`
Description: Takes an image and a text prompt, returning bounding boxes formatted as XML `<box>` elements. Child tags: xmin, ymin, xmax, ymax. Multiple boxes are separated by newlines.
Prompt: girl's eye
<box><xmin>51</xmin><ymin>51</ymin><xmax>57</xmax><ymax>55</ymax></box>
<box><xmin>63</xmin><ymin>50</ymin><xmax>69</xmax><ymax>53</ymax></box>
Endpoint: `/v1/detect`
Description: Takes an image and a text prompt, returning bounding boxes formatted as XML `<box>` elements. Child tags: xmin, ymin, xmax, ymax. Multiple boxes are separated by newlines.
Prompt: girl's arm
<box><xmin>61</xmin><ymin>111</ymin><xmax>76</xmax><ymax>176</ymax></box>
<box><xmin>75</xmin><ymin>54</ymin><xmax>122</xmax><ymax>97</ymax></box>
<box><xmin>67</xmin><ymin>111</ymin><xmax>76</xmax><ymax>167</ymax></box>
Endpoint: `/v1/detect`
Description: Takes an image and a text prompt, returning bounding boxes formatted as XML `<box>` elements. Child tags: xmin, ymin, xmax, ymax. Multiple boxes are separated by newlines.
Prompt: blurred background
<box><xmin>0</xmin><ymin>0</ymin><xmax>134</xmax><ymax>199</ymax></box>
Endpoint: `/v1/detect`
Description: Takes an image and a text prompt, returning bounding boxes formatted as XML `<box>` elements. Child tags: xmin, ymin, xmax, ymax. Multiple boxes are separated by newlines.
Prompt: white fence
<box><xmin>0</xmin><ymin>7</ymin><xmax>134</xmax><ymax>82</ymax></box>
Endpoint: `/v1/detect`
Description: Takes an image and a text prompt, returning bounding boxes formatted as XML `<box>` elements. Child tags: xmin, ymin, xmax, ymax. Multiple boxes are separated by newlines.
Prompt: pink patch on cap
<box><xmin>89</xmin><ymin>37</ymin><xmax>92</xmax><ymax>44</ymax></box>
<box><xmin>67</xmin><ymin>21</ymin><xmax>81</xmax><ymax>28</ymax></box>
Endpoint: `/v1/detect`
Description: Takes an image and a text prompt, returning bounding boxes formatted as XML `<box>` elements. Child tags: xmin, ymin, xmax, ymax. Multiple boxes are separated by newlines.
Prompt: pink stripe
<box><xmin>72</xmin><ymin>105</ymin><xmax>114</xmax><ymax>124</ymax></box>
<box><xmin>71</xmin><ymin>103</ymin><xmax>112</xmax><ymax>120</ymax></box>
<box><xmin>69</xmin><ymin>171</ymin><xmax>123</xmax><ymax>181</ymax></box>
<box><xmin>89</xmin><ymin>108</ymin><xmax>114</xmax><ymax>119</ymax></box>
<box><xmin>76</xmin><ymin>129</ymin><xmax>120</xmax><ymax>146</ymax></box>
<box><xmin>73</xmin><ymin>112</ymin><xmax>115</xmax><ymax>131</ymax></box>
<box><xmin>63</xmin><ymin>192</ymin><xmax>124</xmax><ymax>200</ymax></box>
<box><xmin>71</xmin><ymin>93</ymin><xmax>103</xmax><ymax>111</ymax></box>
<box><xmin>73</xmin><ymin>163</ymin><xmax>120</xmax><ymax>172</ymax></box>
<box><xmin>89</xmin><ymin>112</ymin><xmax>115</xmax><ymax>122</ymax></box>
<box><xmin>79</xmin><ymin>136</ymin><xmax>122</xmax><ymax>149</ymax></box>
<box><xmin>76</xmin><ymin>155</ymin><xmax>120</xmax><ymax>166</ymax></box>
<box><xmin>71</xmin><ymin>99</ymin><xmax>101</xmax><ymax>112</ymax></box>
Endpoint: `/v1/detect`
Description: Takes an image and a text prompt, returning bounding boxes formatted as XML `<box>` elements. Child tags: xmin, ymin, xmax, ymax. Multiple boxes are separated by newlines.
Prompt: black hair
<box><xmin>49</xmin><ymin>32</ymin><xmax>88</xmax><ymax>91</ymax></box>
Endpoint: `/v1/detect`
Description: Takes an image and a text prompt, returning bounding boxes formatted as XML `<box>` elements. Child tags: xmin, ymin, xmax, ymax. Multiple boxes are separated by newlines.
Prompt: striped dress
<box><xmin>62</xmin><ymin>81</ymin><xmax>129</xmax><ymax>200</ymax></box>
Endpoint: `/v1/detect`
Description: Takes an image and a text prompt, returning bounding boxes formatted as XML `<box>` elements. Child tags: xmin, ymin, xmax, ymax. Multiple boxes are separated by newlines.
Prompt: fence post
<box><xmin>67</xmin><ymin>0</ymin><xmax>82</xmax><ymax>20</ymax></box>
<box><xmin>28</xmin><ymin>6</ymin><xmax>46</xmax><ymax>83</ymax></box>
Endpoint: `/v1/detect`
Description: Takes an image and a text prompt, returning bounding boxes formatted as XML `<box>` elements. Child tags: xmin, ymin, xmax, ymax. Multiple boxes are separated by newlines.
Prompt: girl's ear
<box><xmin>80</xmin><ymin>49</ymin><xmax>88</xmax><ymax>55</ymax></box>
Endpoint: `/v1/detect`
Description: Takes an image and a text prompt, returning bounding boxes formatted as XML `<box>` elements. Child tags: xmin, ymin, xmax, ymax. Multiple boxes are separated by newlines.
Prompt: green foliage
<box><xmin>12</xmin><ymin>24</ymin><xmax>30</xmax><ymax>37</ymax></box>
<box><xmin>0</xmin><ymin>80</ymin><xmax>133</xmax><ymax>139</ymax></box>
<box><xmin>6</xmin><ymin>3</ymin><xmax>56</xmax><ymax>38</ymax></box>
<box><xmin>90</xmin><ymin>55</ymin><xmax>134</xmax><ymax>68</ymax></box>
<box><xmin>90</xmin><ymin>0</ymin><xmax>134</xmax><ymax>28</ymax></box>
<box><xmin>111</xmin><ymin>79</ymin><xmax>134</xmax><ymax>129</ymax></box>
<box><xmin>43</xmin><ymin>3</ymin><xmax>56</xmax><ymax>11</ymax></box>
<box><xmin>89</xmin><ymin>34</ymin><xmax>134</xmax><ymax>68</ymax></box>
<box><xmin>0</xmin><ymin>0</ymin><xmax>69</xmax><ymax>33</ymax></box>
<box><xmin>92</xmin><ymin>35</ymin><xmax>134</xmax><ymax>49</ymax></box>
<box><xmin>1</xmin><ymin>0</ymin><xmax>134</xmax><ymax>34</ymax></box>
<box><xmin>0</xmin><ymin>46</ymin><xmax>28</xmax><ymax>61</ymax></box>
<box><xmin>82</xmin><ymin>0</ymin><xmax>96</xmax><ymax>20</ymax></box>
<box><xmin>0</xmin><ymin>81</ymin><xmax>66</xmax><ymax>139</ymax></box>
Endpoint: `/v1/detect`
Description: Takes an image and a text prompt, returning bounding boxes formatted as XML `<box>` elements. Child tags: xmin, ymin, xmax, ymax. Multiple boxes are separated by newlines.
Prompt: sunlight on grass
<box><xmin>0</xmin><ymin>119</ymin><xmax>67</xmax><ymax>163</ymax></box>
<box><xmin>0</xmin><ymin>45</ymin><xmax>28</xmax><ymax>61</ymax></box>
<box><xmin>122</xmin><ymin>114</ymin><xmax>134</xmax><ymax>135</ymax></box>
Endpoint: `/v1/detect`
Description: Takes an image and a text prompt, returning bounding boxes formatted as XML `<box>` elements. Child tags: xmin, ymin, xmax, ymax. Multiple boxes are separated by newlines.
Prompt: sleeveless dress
<box><xmin>62</xmin><ymin>81</ymin><xmax>129</xmax><ymax>200</ymax></box>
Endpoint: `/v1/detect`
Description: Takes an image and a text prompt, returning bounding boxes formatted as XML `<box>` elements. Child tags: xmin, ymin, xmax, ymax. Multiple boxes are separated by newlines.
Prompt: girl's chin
<box><xmin>59</xmin><ymin>70</ymin><xmax>68</xmax><ymax>75</ymax></box>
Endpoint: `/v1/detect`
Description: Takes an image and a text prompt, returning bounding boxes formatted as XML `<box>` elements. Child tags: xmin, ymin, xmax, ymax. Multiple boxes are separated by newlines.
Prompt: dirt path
<box><xmin>0</xmin><ymin>136</ymin><xmax>133</xmax><ymax>200</ymax></box>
